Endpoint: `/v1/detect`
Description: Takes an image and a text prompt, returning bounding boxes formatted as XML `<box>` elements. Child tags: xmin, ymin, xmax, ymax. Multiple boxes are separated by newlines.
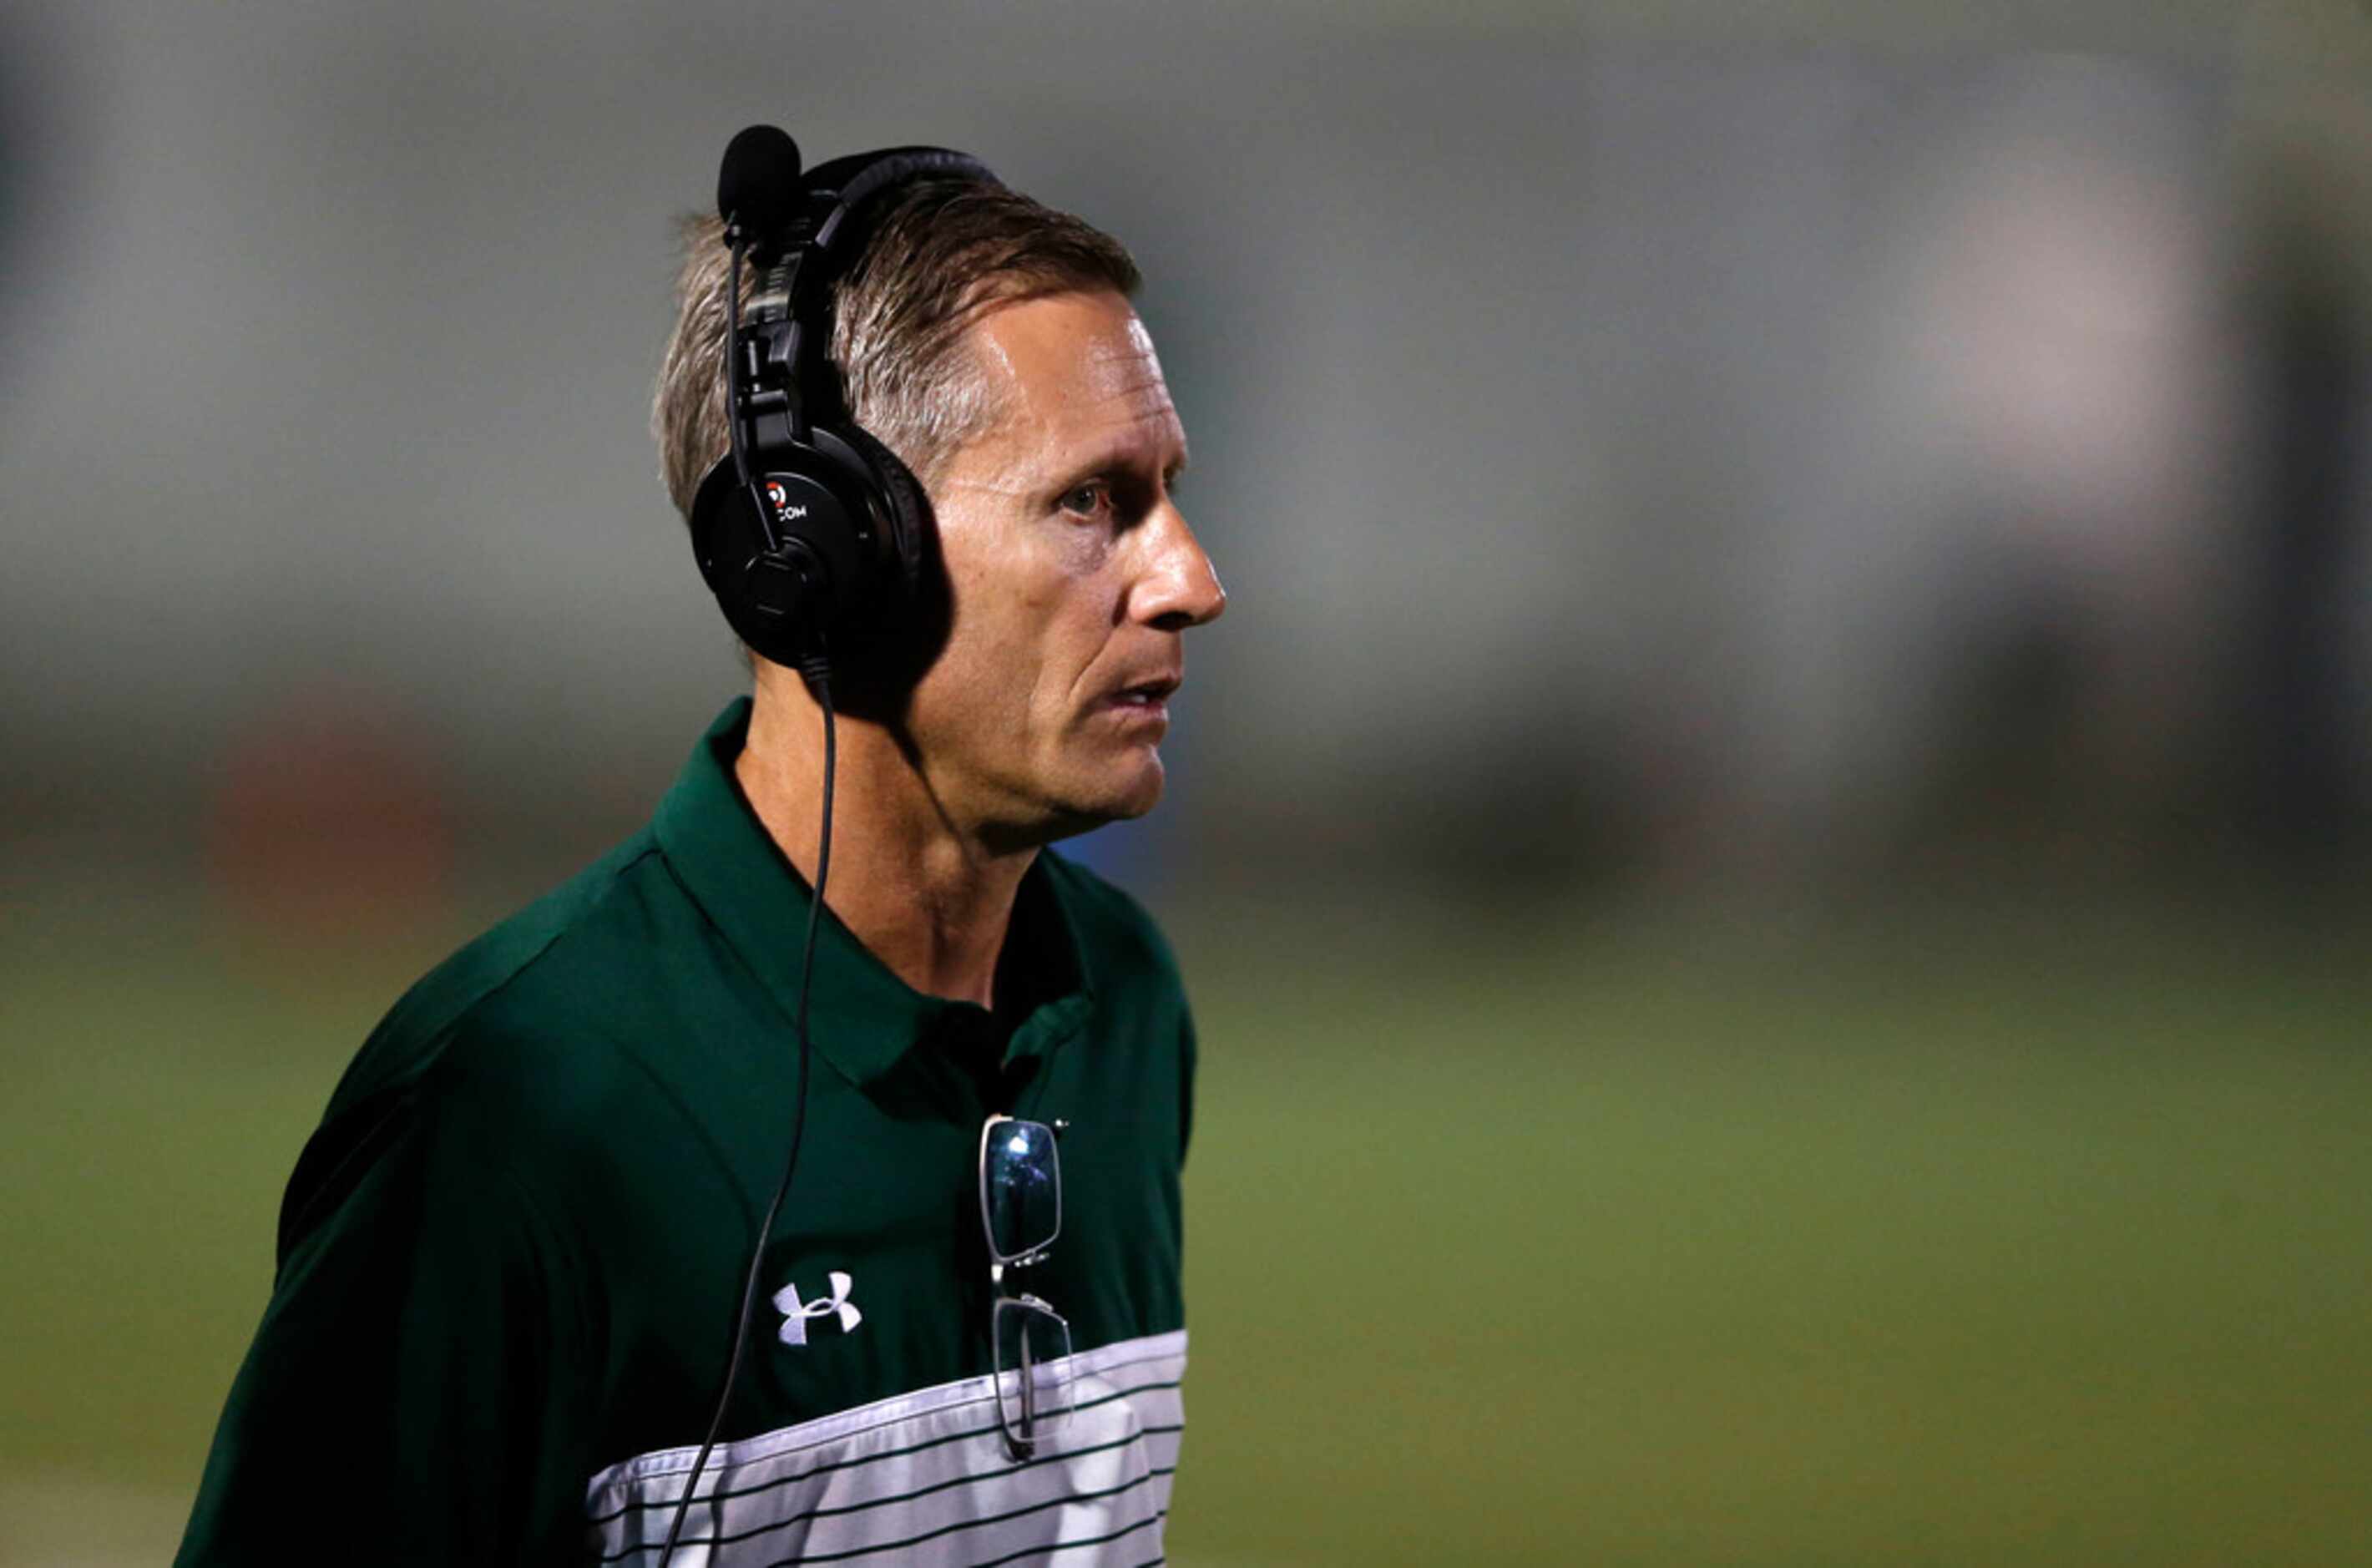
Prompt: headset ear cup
<box><xmin>836</xmin><ymin>424</ymin><xmax>931</xmax><ymax>599</ymax></box>
<box><xmin>685</xmin><ymin>457</ymin><xmax>843</xmax><ymax>667</ymax></box>
<box><xmin>826</xmin><ymin>422</ymin><xmax>951</xmax><ymax>697</ymax></box>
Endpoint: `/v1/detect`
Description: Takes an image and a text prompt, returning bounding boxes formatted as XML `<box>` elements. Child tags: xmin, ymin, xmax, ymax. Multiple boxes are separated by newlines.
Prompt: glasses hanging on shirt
<box><xmin>979</xmin><ymin>1114</ymin><xmax>1073</xmax><ymax>1459</ymax></box>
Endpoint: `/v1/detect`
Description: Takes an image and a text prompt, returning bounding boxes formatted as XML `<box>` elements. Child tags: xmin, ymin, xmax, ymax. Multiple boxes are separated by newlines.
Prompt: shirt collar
<box><xmin>653</xmin><ymin>697</ymin><xmax>1094</xmax><ymax>1087</ymax></box>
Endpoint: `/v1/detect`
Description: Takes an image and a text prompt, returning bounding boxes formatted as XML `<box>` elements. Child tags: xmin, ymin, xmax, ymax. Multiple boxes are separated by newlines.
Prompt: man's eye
<box><xmin>1058</xmin><ymin>482</ymin><xmax>1110</xmax><ymax>518</ymax></box>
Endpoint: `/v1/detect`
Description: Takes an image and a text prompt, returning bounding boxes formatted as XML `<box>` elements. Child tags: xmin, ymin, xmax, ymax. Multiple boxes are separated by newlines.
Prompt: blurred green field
<box><xmin>5</xmin><ymin>886</ymin><xmax>2369</xmax><ymax>1565</ymax></box>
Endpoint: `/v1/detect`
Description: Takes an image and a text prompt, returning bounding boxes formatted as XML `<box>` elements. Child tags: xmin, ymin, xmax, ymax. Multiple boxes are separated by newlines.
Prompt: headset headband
<box><xmin>741</xmin><ymin>146</ymin><xmax>999</xmax><ymax>437</ymax></box>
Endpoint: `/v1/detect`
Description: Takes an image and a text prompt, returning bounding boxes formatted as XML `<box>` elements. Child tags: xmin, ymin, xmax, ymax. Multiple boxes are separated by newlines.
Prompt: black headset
<box><xmin>690</xmin><ymin>125</ymin><xmax>998</xmax><ymax>680</ymax></box>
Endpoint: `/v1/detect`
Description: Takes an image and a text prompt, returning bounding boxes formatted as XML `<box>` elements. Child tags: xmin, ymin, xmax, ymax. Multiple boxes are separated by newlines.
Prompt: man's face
<box><xmin>904</xmin><ymin>289</ymin><xmax>1225</xmax><ymax>844</ymax></box>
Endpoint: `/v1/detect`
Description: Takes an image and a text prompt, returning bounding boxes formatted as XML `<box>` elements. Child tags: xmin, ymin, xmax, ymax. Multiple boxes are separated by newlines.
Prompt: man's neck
<box><xmin>734</xmin><ymin>672</ymin><xmax>1033</xmax><ymax>1010</ymax></box>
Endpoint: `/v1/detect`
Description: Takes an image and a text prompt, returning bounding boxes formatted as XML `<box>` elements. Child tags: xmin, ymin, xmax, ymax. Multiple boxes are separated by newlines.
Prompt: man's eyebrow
<box><xmin>1056</xmin><ymin>441</ymin><xmax>1190</xmax><ymax>486</ymax></box>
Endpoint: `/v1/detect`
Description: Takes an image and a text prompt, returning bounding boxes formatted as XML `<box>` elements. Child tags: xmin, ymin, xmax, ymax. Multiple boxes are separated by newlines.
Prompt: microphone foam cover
<box><xmin>718</xmin><ymin>125</ymin><xmax>803</xmax><ymax>240</ymax></box>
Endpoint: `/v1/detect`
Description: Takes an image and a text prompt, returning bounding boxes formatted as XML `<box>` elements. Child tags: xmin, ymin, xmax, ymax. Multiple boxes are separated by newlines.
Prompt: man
<box><xmin>176</xmin><ymin>138</ymin><xmax>1224</xmax><ymax>1565</ymax></box>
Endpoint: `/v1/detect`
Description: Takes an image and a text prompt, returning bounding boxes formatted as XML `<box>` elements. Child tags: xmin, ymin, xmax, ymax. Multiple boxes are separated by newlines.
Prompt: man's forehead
<box><xmin>958</xmin><ymin>291</ymin><xmax>1186</xmax><ymax>473</ymax></box>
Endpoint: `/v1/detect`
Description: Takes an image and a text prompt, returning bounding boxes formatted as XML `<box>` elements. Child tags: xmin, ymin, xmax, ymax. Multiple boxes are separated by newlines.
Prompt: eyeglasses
<box><xmin>979</xmin><ymin>1114</ymin><xmax>1073</xmax><ymax>1460</ymax></box>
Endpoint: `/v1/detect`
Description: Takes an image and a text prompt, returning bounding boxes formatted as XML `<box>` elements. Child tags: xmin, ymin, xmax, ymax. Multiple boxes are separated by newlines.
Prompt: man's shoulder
<box><xmin>276</xmin><ymin>827</ymin><xmax>698</xmax><ymax>1257</ymax></box>
<box><xmin>311</xmin><ymin>832</ymin><xmax>683</xmax><ymax>1143</ymax></box>
<box><xmin>366</xmin><ymin>833</ymin><xmax>672</xmax><ymax>1070</ymax></box>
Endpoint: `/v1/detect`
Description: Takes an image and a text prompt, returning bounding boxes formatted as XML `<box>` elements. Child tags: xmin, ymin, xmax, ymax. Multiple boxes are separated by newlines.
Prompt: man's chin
<box><xmin>1036</xmin><ymin>758</ymin><xmax>1166</xmax><ymax>842</ymax></box>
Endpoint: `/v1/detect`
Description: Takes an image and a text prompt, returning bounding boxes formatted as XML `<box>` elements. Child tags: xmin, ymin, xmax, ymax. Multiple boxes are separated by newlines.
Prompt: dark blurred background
<box><xmin>6</xmin><ymin>2</ymin><xmax>2371</xmax><ymax>1563</ymax></box>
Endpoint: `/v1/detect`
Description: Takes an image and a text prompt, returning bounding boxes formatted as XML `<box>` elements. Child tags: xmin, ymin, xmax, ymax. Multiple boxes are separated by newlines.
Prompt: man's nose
<box><xmin>1134</xmin><ymin>504</ymin><xmax>1226</xmax><ymax>632</ymax></box>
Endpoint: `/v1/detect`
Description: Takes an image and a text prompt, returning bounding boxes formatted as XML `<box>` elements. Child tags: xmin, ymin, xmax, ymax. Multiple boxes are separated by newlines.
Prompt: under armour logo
<box><xmin>773</xmin><ymin>1272</ymin><xmax>862</xmax><ymax>1348</ymax></box>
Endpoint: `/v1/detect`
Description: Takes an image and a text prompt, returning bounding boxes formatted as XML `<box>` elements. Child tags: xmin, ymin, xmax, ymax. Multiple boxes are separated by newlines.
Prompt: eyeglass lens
<box><xmin>981</xmin><ymin>1117</ymin><xmax>1060</xmax><ymax>1263</ymax></box>
<box><xmin>993</xmin><ymin>1293</ymin><xmax>1075</xmax><ymax>1454</ymax></box>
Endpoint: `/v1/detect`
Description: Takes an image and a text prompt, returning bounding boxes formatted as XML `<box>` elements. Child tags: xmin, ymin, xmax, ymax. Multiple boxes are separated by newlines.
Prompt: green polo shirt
<box><xmin>175</xmin><ymin>698</ymin><xmax>1195</xmax><ymax>1566</ymax></box>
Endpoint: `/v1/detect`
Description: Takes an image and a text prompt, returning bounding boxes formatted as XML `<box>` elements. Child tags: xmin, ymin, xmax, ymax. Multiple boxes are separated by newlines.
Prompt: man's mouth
<box><xmin>1111</xmin><ymin>677</ymin><xmax>1179</xmax><ymax>707</ymax></box>
<box><xmin>1101</xmin><ymin>675</ymin><xmax>1180</xmax><ymax>724</ymax></box>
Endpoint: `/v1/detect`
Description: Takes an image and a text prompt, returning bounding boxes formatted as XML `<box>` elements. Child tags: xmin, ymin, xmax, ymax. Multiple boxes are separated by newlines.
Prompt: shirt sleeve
<box><xmin>174</xmin><ymin>1074</ymin><xmax>601</xmax><ymax>1566</ymax></box>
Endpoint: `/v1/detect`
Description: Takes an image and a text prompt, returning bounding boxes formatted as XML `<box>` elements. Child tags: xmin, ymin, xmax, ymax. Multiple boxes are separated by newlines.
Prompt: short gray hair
<box><xmin>652</xmin><ymin>176</ymin><xmax>1141</xmax><ymax>522</ymax></box>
